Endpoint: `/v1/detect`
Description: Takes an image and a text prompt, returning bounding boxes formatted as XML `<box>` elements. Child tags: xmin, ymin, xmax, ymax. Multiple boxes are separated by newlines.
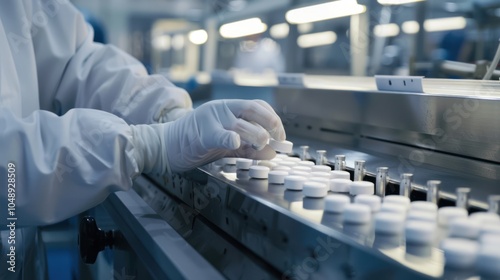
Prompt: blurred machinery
<box><xmin>79</xmin><ymin>75</ymin><xmax>500</xmax><ymax>279</ymax></box>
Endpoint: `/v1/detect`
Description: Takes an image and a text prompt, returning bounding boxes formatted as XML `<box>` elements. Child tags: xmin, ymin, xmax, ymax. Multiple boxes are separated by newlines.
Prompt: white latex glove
<box><xmin>131</xmin><ymin>99</ymin><xmax>286</xmax><ymax>174</ymax></box>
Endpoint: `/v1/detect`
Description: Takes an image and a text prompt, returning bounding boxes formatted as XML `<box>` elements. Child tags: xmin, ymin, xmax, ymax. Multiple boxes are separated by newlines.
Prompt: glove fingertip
<box><xmin>224</xmin><ymin>131</ymin><xmax>241</xmax><ymax>150</ymax></box>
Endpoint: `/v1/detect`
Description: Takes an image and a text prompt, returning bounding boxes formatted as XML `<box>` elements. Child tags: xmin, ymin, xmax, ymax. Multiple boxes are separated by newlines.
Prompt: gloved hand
<box><xmin>131</xmin><ymin>99</ymin><xmax>286</xmax><ymax>174</ymax></box>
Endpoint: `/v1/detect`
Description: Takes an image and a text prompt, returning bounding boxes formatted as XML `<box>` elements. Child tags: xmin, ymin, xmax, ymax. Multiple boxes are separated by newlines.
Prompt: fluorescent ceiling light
<box><xmin>188</xmin><ymin>29</ymin><xmax>208</xmax><ymax>45</ymax></box>
<box><xmin>424</xmin><ymin>17</ymin><xmax>467</xmax><ymax>32</ymax></box>
<box><xmin>172</xmin><ymin>34</ymin><xmax>185</xmax><ymax>50</ymax></box>
<box><xmin>378</xmin><ymin>0</ymin><xmax>425</xmax><ymax>5</ymax></box>
<box><xmin>374</xmin><ymin>23</ymin><xmax>400</xmax><ymax>37</ymax></box>
<box><xmin>270</xmin><ymin>23</ymin><xmax>289</xmax><ymax>39</ymax></box>
<box><xmin>298</xmin><ymin>23</ymin><xmax>313</xmax><ymax>34</ymax></box>
<box><xmin>152</xmin><ymin>35</ymin><xmax>171</xmax><ymax>50</ymax></box>
<box><xmin>402</xmin><ymin>21</ymin><xmax>420</xmax><ymax>34</ymax></box>
<box><xmin>286</xmin><ymin>0</ymin><xmax>366</xmax><ymax>24</ymax></box>
<box><xmin>219</xmin><ymin>18</ymin><xmax>267</xmax><ymax>39</ymax></box>
<box><xmin>297</xmin><ymin>31</ymin><xmax>337</xmax><ymax>48</ymax></box>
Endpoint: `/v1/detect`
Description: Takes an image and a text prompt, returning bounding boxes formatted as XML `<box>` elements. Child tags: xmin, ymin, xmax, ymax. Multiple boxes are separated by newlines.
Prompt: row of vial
<box><xmin>219</xmin><ymin>143</ymin><xmax>500</xmax><ymax>277</ymax></box>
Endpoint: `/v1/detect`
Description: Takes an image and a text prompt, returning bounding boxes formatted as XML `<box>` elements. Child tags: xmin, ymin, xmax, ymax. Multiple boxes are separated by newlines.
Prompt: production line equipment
<box><xmin>79</xmin><ymin>76</ymin><xmax>500</xmax><ymax>280</ymax></box>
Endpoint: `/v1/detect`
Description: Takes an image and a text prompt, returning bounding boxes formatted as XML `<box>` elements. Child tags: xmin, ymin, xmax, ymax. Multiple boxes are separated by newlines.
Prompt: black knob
<box><xmin>78</xmin><ymin>216</ymin><xmax>114</xmax><ymax>264</ymax></box>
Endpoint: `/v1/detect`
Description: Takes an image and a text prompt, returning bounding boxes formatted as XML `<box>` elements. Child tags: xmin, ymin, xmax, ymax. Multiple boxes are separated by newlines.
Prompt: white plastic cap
<box><xmin>324</xmin><ymin>195</ymin><xmax>350</xmax><ymax>213</ymax></box>
<box><xmin>476</xmin><ymin>243</ymin><xmax>500</xmax><ymax>277</ymax></box>
<box><xmin>222</xmin><ymin>157</ymin><xmax>237</xmax><ymax>165</ymax></box>
<box><xmin>470</xmin><ymin>212</ymin><xmax>500</xmax><ymax>223</ymax></box>
<box><xmin>284</xmin><ymin>175</ymin><xmax>307</xmax><ymax>191</ymax></box>
<box><xmin>441</xmin><ymin>238</ymin><xmax>479</xmax><ymax>268</ymax></box>
<box><xmin>278</xmin><ymin>161</ymin><xmax>297</xmax><ymax>168</ymax></box>
<box><xmin>407</xmin><ymin>211</ymin><xmax>436</xmax><ymax>224</ymax></box>
<box><xmin>480</xmin><ymin>224</ymin><xmax>500</xmax><ymax>237</ymax></box>
<box><xmin>249</xmin><ymin>166</ymin><xmax>270</xmax><ymax>179</ymax></box>
<box><xmin>303</xmin><ymin>182</ymin><xmax>329</xmax><ymax>198</ymax></box>
<box><xmin>297</xmin><ymin>161</ymin><xmax>315</xmax><ymax>167</ymax></box>
<box><xmin>449</xmin><ymin>218</ymin><xmax>481</xmax><ymax>239</ymax></box>
<box><xmin>283</xmin><ymin>156</ymin><xmax>301</xmax><ymax>163</ymax></box>
<box><xmin>405</xmin><ymin>221</ymin><xmax>436</xmax><ymax>244</ymax></box>
<box><xmin>310</xmin><ymin>172</ymin><xmax>331</xmax><ymax>179</ymax></box>
<box><xmin>292</xmin><ymin>166</ymin><xmax>312</xmax><ymax>173</ymax></box>
<box><xmin>383</xmin><ymin>195</ymin><xmax>411</xmax><ymax>210</ymax></box>
<box><xmin>479</xmin><ymin>234</ymin><xmax>500</xmax><ymax>246</ymax></box>
<box><xmin>290</xmin><ymin>170</ymin><xmax>310</xmax><ymax>178</ymax></box>
<box><xmin>330</xmin><ymin>170</ymin><xmax>350</xmax><ymax>180</ymax></box>
<box><xmin>343</xmin><ymin>204</ymin><xmax>371</xmax><ymax>224</ymax></box>
<box><xmin>330</xmin><ymin>179</ymin><xmax>352</xmax><ymax>193</ymax></box>
<box><xmin>258</xmin><ymin>160</ymin><xmax>277</xmax><ymax>169</ymax></box>
<box><xmin>270</xmin><ymin>157</ymin><xmax>283</xmax><ymax>163</ymax></box>
<box><xmin>311</xmin><ymin>165</ymin><xmax>331</xmax><ymax>173</ymax></box>
<box><xmin>268</xmin><ymin>171</ymin><xmax>289</xmax><ymax>184</ymax></box>
<box><xmin>269</xmin><ymin>139</ymin><xmax>293</xmax><ymax>153</ymax></box>
<box><xmin>380</xmin><ymin>203</ymin><xmax>407</xmax><ymax>216</ymax></box>
<box><xmin>438</xmin><ymin>207</ymin><xmax>468</xmax><ymax>227</ymax></box>
<box><xmin>273</xmin><ymin>165</ymin><xmax>291</xmax><ymax>172</ymax></box>
<box><xmin>350</xmin><ymin>181</ymin><xmax>374</xmax><ymax>196</ymax></box>
<box><xmin>375</xmin><ymin>212</ymin><xmax>405</xmax><ymax>235</ymax></box>
<box><xmin>410</xmin><ymin>201</ymin><xmax>438</xmax><ymax>214</ymax></box>
<box><xmin>354</xmin><ymin>194</ymin><xmax>382</xmax><ymax>212</ymax></box>
<box><xmin>236</xmin><ymin>158</ymin><xmax>253</xmax><ymax>170</ymax></box>
<box><xmin>310</xmin><ymin>177</ymin><xmax>330</xmax><ymax>190</ymax></box>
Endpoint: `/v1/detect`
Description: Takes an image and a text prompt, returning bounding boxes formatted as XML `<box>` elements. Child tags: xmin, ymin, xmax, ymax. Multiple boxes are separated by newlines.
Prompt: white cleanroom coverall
<box><xmin>0</xmin><ymin>0</ymin><xmax>285</xmax><ymax>279</ymax></box>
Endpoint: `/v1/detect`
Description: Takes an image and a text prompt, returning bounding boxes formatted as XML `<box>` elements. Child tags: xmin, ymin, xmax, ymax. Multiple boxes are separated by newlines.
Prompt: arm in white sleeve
<box><xmin>32</xmin><ymin>0</ymin><xmax>192</xmax><ymax>124</ymax></box>
<box><xmin>0</xmin><ymin>108</ymin><xmax>140</xmax><ymax>226</ymax></box>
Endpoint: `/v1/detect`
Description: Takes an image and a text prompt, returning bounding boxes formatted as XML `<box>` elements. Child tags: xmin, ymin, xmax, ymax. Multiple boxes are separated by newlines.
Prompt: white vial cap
<box><xmin>405</xmin><ymin>221</ymin><xmax>436</xmax><ymax>244</ymax></box>
<box><xmin>249</xmin><ymin>166</ymin><xmax>270</xmax><ymax>179</ymax></box>
<box><xmin>310</xmin><ymin>177</ymin><xmax>330</xmax><ymax>189</ymax></box>
<box><xmin>310</xmin><ymin>172</ymin><xmax>331</xmax><ymax>179</ymax></box>
<box><xmin>330</xmin><ymin>170</ymin><xmax>350</xmax><ymax>180</ymax></box>
<box><xmin>410</xmin><ymin>201</ymin><xmax>438</xmax><ymax>214</ymax></box>
<box><xmin>222</xmin><ymin>157</ymin><xmax>237</xmax><ymax>165</ymax></box>
<box><xmin>343</xmin><ymin>204</ymin><xmax>371</xmax><ymax>224</ymax></box>
<box><xmin>258</xmin><ymin>160</ymin><xmax>277</xmax><ymax>169</ymax></box>
<box><xmin>480</xmin><ymin>224</ymin><xmax>500</xmax><ymax>237</ymax></box>
<box><xmin>303</xmin><ymin>182</ymin><xmax>328</xmax><ymax>198</ymax></box>
<box><xmin>284</xmin><ymin>175</ymin><xmax>307</xmax><ymax>191</ymax></box>
<box><xmin>292</xmin><ymin>166</ymin><xmax>312</xmax><ymax>173</ymax></box>
<box><xmin>449</xmin><ymin>218</ymin><xmax>481</xmax><ymax>239</ymax></box>
<box><xmin>273</xmin><ymin>165</ymin><xmax>291</xmax><ymax>172</ymax></box>
<box><xmin>354</xmin><ymin>194</ymin><xmax>381</xmax><ymax>212</ymax></box>
<box><xmin>380</xmin><ymin>203</ymin><xmax>407</xmax><ymax>216</ymax></box>
<box><xmin>290</xmin><ymin>170</ymin><xmax>310</xmax><ymax>178</ymax></box>
<box><xmin>438</xmin><ymin>207</ymin><xmax>468</xmax><ymax>227</ymax></box>
<box><xmin>278</xmin><ymin>161</ymin><xmax>297</xmax><ymax>168</ymax></box>
<box><xmin>375</xmin><ymin>212</ymin><xmax>405</xmax><ymax>235</ymax></box>
<box><xmin>330</xmin><ymin>179</ymin><xmax>352</xmax><ymax>193</ymax></box>
<box><xmin>270</xmin><ymin>157</ymin><xmax>283</xmax><ymax>163</ymax></box>
<box><xmin>236</xmin><ymin>158</ymin><xmax>252</xmax><ymax>170</ymax></box>
<box><xmin>268</xmin><ymin>171</ymin><xmax>288</xmax><ymax>184</ymax></box>
<box><xmin>479</xmin><ymin>234</ymin><xmax>500</xmax><ymax>246</ymax></box>
<box><xmin>407</xmin><ymin>211</ymin><xmax>436</xmax><ymax>224</ymax></box>
<box><xmin>470</xmin><ymin>212</ymin><xmax>500</xmax><ymax>223</ymax></box>
<box><xmin>383</xmin><ymin>195</ymin><xmax>411</xmax><ymax>210</ymax></box>
<box><xmin>283</xmin><ymin>157</ymin><xmax>301</xmax><ymax>163</ymax></box>
<box><xmin>311</xmin><ymin>165</ymin><xmax>331</xmax><ymax>173</ymax></box>
<box><xmin>269</xmin><ymin>139</ymin><xmax>293</xmax><ymax>153</ymax></box>
<box><xmin>441</xmin><ymin>238</ymin><xmax>479</xmax><ymax>268</ymax></box>
<box><xmin>324</xmin><ymin>195</ymin><xmax>350</xmax><ymax>213</ymax></box>
<box><xmin>350</xmin><ymin>181</ymin><xmax>374</xmax><ymax>196</ymax></box>
<box><xmin>476</xmin><ymin>243</ymin><xmax>500</xmax><ymax>277</ymax></box>
<box><xmin>297</xmin><ymin>161</ymin><xmax>315</xmax><ymax>167</ymax></box>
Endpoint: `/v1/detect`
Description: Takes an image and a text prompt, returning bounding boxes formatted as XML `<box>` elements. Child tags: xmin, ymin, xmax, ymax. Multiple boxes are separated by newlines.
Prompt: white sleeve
<box><xmin>0</xmin><ymin>108</ymin><xmax>140</xmax><ymax>226</ymax></box>
<box><xmin>33</xmin><ymin>0</ymin><xmax>192</xmax><ymax>125</ymax></box>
